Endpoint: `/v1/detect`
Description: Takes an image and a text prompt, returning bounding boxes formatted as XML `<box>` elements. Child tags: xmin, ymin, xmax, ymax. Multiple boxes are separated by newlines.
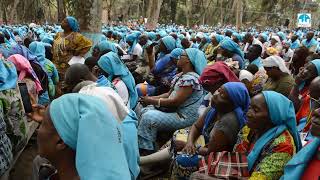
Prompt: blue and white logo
<box><xmin>297</xmin><ymin>13</ymin><xmax>312</xmax><ymax>27</ymax></box>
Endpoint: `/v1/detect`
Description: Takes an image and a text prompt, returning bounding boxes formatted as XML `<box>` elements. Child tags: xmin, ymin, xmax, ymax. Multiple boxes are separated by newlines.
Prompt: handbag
<box><xmin>194</xmin><ymin>151</ymin><xmax>249</xmax><ymax>180</ymax></box>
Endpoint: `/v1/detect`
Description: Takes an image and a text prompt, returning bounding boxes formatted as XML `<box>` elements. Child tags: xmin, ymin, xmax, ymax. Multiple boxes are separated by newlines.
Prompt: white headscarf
<box><xmin>79</xmin><ymin>85</ymin><xmax>130</xmax><ymax>123</ymax></box>
<box><xmin>263</xmin><ymin>55</ymin><xmax>291</xmax><ymax>74</ymax></box>
<box><xmin>239</xmin><ymin>70</ymin><xmax>254</xmax><ymax>81</ymax></box>
<box><xmin>271</xmin><ymin>35</ymin><xmax>281</xmax><ymax>44</ymax></box>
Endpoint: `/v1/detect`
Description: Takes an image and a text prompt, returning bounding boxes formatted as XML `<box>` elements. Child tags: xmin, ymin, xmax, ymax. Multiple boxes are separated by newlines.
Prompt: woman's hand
<box><xmin>182</xmin><ymin>142</ymin><xmax>196</xmax><ymax>155</ymax></box>
<box><xmin>174</xmin><ymin>140</ymin><xmax>187</xmax><ymax>152</ymax></box>
<box><xmin>27</xmin><ymin>104</ymin><xmax>46</xmax><ymax>123</ymax></box>
<box><xmin>139</xmin><ymin>96</ymin><xmax>154</xmax><ymax>106</ymax></box>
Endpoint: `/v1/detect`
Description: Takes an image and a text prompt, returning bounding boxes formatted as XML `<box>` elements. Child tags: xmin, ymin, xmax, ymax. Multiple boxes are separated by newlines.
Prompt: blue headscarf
<box><xmin>29</xmin><ymin>41</ymin><xmax>46</xmax><ymax>65</ymax></box>
<box><xmin>161</xmin><ymin>36</ymin><xmax>176</xmax><ymax>52</ymax></box>
<box><xmin>49</xmin><ymin>94</ymin><xmax>131</xmax><ymax>180</ymax></box>
<box><xmin>282</xmin><ymin>138</ymin><xmax>320</xmax><ymax>180</ymax></box>
<box><xmin>66</xmin><ymin>16</ymin><xmax>80</xmax><ymax>32</ymax></box>
<box><xmin>247</xmin><ymin>91</ymin><xmax>302</xmax><ymax>171</ymax></box>
<box><xmin>202</xmin><ymin>82</ymin><xmax>250</xmax><ymax>142</ymax></box>
<box><xmin>0</xmin><ymin>57</ymin><xmax>18</xmax><ymax>91</ymax></box>
<box><xmin>170</xmin><ymin>48</ymin><xmax>184</xmax><ymax>59</ymax></box>
<box><xmin>185</xmin><ymin>48</ymin><xmax>207</xmax><ymax>75</ymax></box>
<box><xmin>126</xmin><ymin>32</ymin><xmax>140</xmax><ymax>54</ymax></box>
<box><xmin>311</xmin><ymin>59</ymin><xmax>320</xmax><ymax>75</ymax></box>
<box><xmin>97</xmin><ymin>40</ymin><xmax>118</xmax><ymax>54</ymax></box>
<box><xmin>259</xmin><ymin>33</ymin><xmax>269</xmax><ymax>42</ymax></box>
<box><xmin>219</xmin><ymin>39</ymin><xmax>245</xmax><ymax>59</ymax></box>
<box><xmin>147</xmin><ymin>32</ymin><xmax>157</xmax><ymax>41</ymax></box>
<box><xmin>98</xmin><ymin>52</ymin><xmax>138</xmax><ymax>109</ymax></box>
<box><xmin>277</xmin><ymin>31</ymin><xmax>287</xmax><ymax>41</ymax></box>
<box><xmin>232</xmin><ymin>32</ymin><xmax>243</xmax><ymax>42</ymax></box>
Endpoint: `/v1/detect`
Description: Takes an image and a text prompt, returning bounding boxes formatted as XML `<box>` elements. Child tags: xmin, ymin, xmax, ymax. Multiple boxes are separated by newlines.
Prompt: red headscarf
<box><xmin>199</xmin><ymin>61</ymin><xmax>239</xmax><ymax>85</ymax></box>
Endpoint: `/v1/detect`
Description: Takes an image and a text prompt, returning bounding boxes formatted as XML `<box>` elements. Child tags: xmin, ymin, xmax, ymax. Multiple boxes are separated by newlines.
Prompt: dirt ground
<box><xmin>9</xmin><ymin>137</ymin><xmax>38</xmax><ymax>180</ymax></box>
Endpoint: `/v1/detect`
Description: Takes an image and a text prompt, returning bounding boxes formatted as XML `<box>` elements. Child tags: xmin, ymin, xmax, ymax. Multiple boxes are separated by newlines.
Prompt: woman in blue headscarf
<box><xmin>205</xmin><ymin>34</ymin><xmax>224</xmax><ymax>62</ymax></box>
<box><xmin>79</xmin><ymin>86</ymin><xmax>140</xmax><ymax>180</ymax></box>
<box><xmin>52</xmin><ymin>16</ymin><xmax>92</xmax><ymax>82</ymax></box>
<box><xmin>137</xmin><ymin>48</ymin><xmax>206</xmax><ymax>155</ymax></box>
<box><xmin>29</xmin><ymin>41</ymin><xmax>59</xmax><ymax>99</ymax></box>
<box><xmin>219</xmin><ymin>39</ymin><xmax>245</xmax><ymax>69</ymax></box>
<box><xmin>147</xmin><ymin>35</ymin><xmax>177</xmax><ymax>95</ymax></box>
<box><xmin>98</xmin><ymin>51</ymin><xmax>138</xmax><ymax>109</ymax></box>
<box><xmin>234</xmin><ymin>91</ymin><xmax>301</xmax><ymax>179</ymax></box>
<box><xmin>167</xmin><ymin>82</ymin><xmax>250</xmax><ymax>179</ymax></box>
<box><xmin>126</xmin><ymin>31</ymin><xmax>141</xmax><ymax>54</ymax></box>
<box><xmin>289</xmin><ymin>59</ymin><xmax>320</xmax><ymax>126</ymax></box>
<box><xmin>36</xmin><ymin>94</ymin><xmax>131</xmax><ymax>180</ymax></box>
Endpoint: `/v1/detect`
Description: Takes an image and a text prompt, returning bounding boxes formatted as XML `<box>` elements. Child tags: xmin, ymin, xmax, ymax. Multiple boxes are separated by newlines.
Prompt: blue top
<box><xmin>250</xmin><ymin>57</ymin><xmax>263</xmax><ymax>69</ymax></box>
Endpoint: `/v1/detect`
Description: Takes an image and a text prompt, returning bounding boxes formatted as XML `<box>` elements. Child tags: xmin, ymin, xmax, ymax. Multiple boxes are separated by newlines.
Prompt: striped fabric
<box><xmin>197</xmin><ymin>151</ymin><xmax>249</xmax><ymax>179</ymax></box>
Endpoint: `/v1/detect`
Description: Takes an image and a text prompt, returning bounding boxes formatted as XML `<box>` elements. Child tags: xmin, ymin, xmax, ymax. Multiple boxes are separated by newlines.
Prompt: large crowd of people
<box><xmin>1</xmin><ymin>16</ymin><xmax>320</xmax><ymax>179</ymax></box>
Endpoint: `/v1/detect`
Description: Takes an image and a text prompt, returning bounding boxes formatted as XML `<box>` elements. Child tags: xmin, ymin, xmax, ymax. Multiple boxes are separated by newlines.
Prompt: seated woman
<box><xmin>290</xmin><ymin>46</ymin><xmax>309</xmax><ymax>76</ymax></box>
<box><xmin>34</xmin><ymin>94</ymin><xmax>131</xmax><ymax>179</ymax></box>
<box><xmin>289</xmin><ymin>59</ymin><xmax>320</xmax><ymax>124</ymax></box>
<box><xmin>78</xmin><ymin>86</ymin><xmax>140</xmax><ymax>179</ymax></box>
<box><xmin>197</xmin><ymin>61</ymin><xmax>240</xmax><ymax>115</ymax></box>
<box><xmin>283</xmin><ymin>107</ymin><xmax>320</xmax><ymax>179</ymax></box>
<box><xmin>98</xmin><ymin>51</ymin><xmax>138</xmax><ymax>109</ymax></box>
<box><xmin>29</xmin><ymin>41</ymin><xmax>59</xmax><ymax>100</ymax></box>
<box><xmin>296</xmin><ymin>76</ymin><xmax>320</xmax><ymax>142</ymax></box>
<box><xmin>168</xmin><ymin>82</ymin><xmax>250</xmax><ymax>179</ymax></box>
<box><xmin>7</xmin><ymin>54</ymin><xmax>42</xmax><ymax>104</ymax></box>
<box><xmin>64</xmin><ymin>63</ymin><xmax>116</xmax><ymax>92</ymax></box>
<box><xmin>218</xmin><ymin>39</ymin><xmax>245</xmax><ymax>69</ymax></box>
<box><xmin>147</xmin><ymin>36</ymin><xmax>177</xmax><ymax>95</ymax></box>
<box><xmin>262</xmin><ymin>55</ymin><xmax>295</xmax><ymax>97</ymax></box>
<box><xmin>233</xmin><ymin>91</ymin><xmax>301</xmax><ymax>179</ymax></box>
<box><xmin>205</xmin><ymin>34</ymin><xmax>224</xmax><ymax>62</ymax></box>
<box><xmin>135</xmin><ymin>47</ymin><xmax>184</xmax><ymax>97</ymax></box>
<box><xmin>137</xmin><ymin>48</ymin><xmax>206</xmax><ymax>155</ymax></box>
<box><xmin>0</xmin><ymin>58</ymin><xmax>17</xmax><ymax>175</ymax></box>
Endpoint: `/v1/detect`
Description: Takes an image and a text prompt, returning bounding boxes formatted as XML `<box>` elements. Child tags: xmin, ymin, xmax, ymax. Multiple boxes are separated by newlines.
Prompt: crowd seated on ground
<box><xmin>1</xmin><ymin>17</ymin><xmax>320</xmax><ymax>179</ymax></box>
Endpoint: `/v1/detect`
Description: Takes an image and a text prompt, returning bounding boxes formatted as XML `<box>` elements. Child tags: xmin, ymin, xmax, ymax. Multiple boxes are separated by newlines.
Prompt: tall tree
<box><xmin>146</xmin><ymin>0</ymin><xmax>163</xmax><ymax>29</ymax></box>
<box><xmin>57</xmin><ymin>0</ymin><xmax>66</xmax><ymax>22</ymax></box>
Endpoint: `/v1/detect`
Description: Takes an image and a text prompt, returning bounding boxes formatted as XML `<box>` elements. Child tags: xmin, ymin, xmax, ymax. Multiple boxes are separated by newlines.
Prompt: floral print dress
<box><xmin>234</xmin><ymin>126</ymin><xmax>296</xmax><ymax>180</ymax></box>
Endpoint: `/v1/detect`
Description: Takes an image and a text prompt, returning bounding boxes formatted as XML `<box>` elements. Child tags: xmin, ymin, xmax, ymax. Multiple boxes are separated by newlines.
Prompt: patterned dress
<box><xmin>0</xmin><ymin>88</ymin><xmax>28</xmax><ymax>154</ymax></box>
<box><xmin>138</xmin><ymin>72</ymin><xmax>204</xmax><ymax>151</ymax></box>
<box><xmin>0</xmin><ymin>99</ymin><xmax>13</xmax><ymax>176</ymax></box>
<box><xmin>52</xmin><ymin>32</ymin><xmax>92</xmax><ymax>77</ymax></box>
<box><xmin>234</xmin><ymin>126</ymin><xmax>296</xmax><ymax>180</ymax></box>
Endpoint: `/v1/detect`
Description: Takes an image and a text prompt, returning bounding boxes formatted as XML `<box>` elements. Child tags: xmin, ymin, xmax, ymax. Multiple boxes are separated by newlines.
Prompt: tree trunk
<box><xmin>73</xmin><ymin>0</ymin><xmax>103</xmax><ymax>57</ymax></box>
<box><xmin>2</xmin><ymin>4</ymin><xmax>8</xmax><ymax>24</ymax></box>
<box><xmin>146</xmin><ymin>0</ymin><xmax>163</xmax><ymax>29</ymax></box>
<box><xmin>236</xmin><ymin>0</ymin><xmax>243</xmax><ymax>30</ymax></box>
<box><xmin>170</xmin><ymin>0</ymin><xmax>177</xmax><ymax>22</ymax></box>
<box><xmin>57</xmin><ymin>0</ymin><xmax>65</xmax><ymax>22</ymax></box>
<box><xmin>220</xmin><ymin>0</ymin><xmax>223</xmax><ymax>25</ymax></box>
<box><xmin>185</xmin><ymin>0</ymin><xmax>192</xmax><ymax>27</ymax></box>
